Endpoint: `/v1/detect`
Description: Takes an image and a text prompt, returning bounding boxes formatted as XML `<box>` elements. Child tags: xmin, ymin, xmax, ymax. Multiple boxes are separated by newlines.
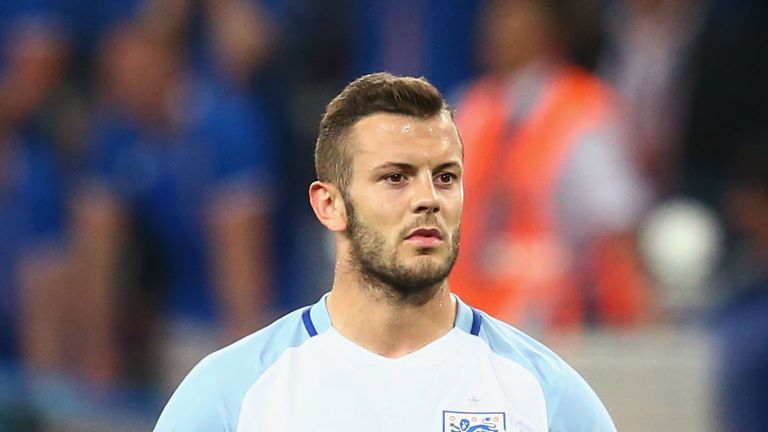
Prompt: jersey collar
<box><xmin>305</xmin><ymin>291</ymin><xmax>479</xmax><ymax>336</ymax></box>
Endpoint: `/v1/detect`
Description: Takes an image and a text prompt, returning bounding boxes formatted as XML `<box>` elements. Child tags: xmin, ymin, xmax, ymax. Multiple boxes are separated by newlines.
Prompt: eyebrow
<box><xmin>372</xmin><ymin>161</ymin><xmax>462</xmax><ymax>172</ymax></box>
<box><xmin>373</xmin><ymin>162</ymin><xmax>414</xmax><ymax>172</ymax></box>
<box><xmin>434</xmin><ymin>161</ymin><xmax>462</xmax><ymax>172</ymax></box>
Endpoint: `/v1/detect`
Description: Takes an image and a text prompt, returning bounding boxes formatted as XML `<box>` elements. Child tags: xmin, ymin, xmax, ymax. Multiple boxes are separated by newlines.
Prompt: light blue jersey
<box><xmin>155</xmin><ymin>294</ymin><xmax>616</xmax><ymax>432</ymax></box>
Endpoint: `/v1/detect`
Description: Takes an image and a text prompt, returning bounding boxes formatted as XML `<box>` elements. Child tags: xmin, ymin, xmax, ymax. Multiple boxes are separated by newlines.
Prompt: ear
<box><xmin>308</xmin><ymin>181</ymin><xmax>348</xmax><ymax>232</ymax></box>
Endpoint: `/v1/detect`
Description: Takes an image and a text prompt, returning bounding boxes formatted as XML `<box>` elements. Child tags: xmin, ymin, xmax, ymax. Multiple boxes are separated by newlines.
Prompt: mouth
<box><xmin>405</xmin><ymin>227</ymin><xmax>444</xmax><ymax>247</ymax></box>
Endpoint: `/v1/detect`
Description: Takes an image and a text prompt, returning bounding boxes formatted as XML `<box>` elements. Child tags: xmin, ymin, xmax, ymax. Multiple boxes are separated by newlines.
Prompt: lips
<box><xmin>406</xmin><ymin>227</ymin><xmax>443</xmax><ymax>240</ymax></box>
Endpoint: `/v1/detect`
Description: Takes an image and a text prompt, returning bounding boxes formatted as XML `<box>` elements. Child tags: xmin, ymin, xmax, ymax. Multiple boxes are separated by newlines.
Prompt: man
<box><xmin>0</xmin><ymin>8</ymin><xmax>71</xmax><ymax>397</ymax></box>
<box><xmin>716</xmin><ymin>135</ymin><xmax>768</xmax><ymax>432</ymax></box>
<box><xmin>154</xmin><ymin>73</ymin><xmax>615</xmax><ymax>431</ymax></box>
<box><xmin>69</xmin><ymin>24</ymin><xmax>276</xmax><ymax>390</ymax></box>
<box><xmin>450</xmin><ymin>0</ymin><xmax>652</xmax><ymax>330</ymax></box>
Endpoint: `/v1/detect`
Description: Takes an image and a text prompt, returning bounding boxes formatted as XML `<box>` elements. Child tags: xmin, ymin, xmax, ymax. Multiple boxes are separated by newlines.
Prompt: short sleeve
<box><xmin>154</xmin><ymin>308</ymin><xmax>311</xmax><ymax>431</ymax></box>
<box><xmin>84</xmin><ymin>118</ymin><xmax>146</xmax><ymax>199</ymax></box>
<box><xmin>546</xmin><ymin>361</ymin><xmax>617</xmax><ymax>432</ymax></box>
<box><xmin>154</xmin><ymin>354</ymin><xmax>230</xmax><ymax>432</ymax></box>
<box><xmin>557</xmin><ymin>123</ymin><xmax>652</xmax><ymax>245</ymax></box>
<box><xmin>19</xmin><ymin>143</ymin><xmax>65</xmax><ymax>243</ymax></box>
<box><xmin>478</xmin><ymin>310</ymin><xmax>617</xmax><ymax>432</ymax></box>
<box><xmin>204</xmin><ymin>91</ymin><xmax>275</xmax><ymax>190</ymax></box>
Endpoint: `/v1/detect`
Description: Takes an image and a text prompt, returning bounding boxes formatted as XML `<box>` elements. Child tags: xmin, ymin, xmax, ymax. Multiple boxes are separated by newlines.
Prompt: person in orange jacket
<box><xmin>450</xmin><ymin>0</ymin><xmax>653</xmax><ymax>332</ymax></box>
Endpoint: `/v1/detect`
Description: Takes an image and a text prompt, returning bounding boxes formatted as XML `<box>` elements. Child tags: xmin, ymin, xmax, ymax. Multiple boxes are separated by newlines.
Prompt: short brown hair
<box><xmin>314</xmin><ymin>72</ymin><xmax>452</xmax><ymax>190</ymax></box>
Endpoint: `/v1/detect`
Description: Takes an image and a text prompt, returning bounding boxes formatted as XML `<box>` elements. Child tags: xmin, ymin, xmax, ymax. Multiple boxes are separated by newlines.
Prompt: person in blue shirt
<box><xmin>155</xmin><ymin>72</ymin><xmax>616</xmax><ymax>431</ymax></box>
<box><xmin>69</xmin><ymin>23</ymin><xmax>277</xmax><ymax>388</ymax></box>
<box><xmin>716</xmin><ymin>135</ymin><xmax>768</xmax><ymax>432</ymax></box>
<box><xmin>352</xmin><ymin>0</ymin><xmax>480</xmax><ymax>93</ymax></box>
<box><xmin>0</xmin><ymin>2</ymin><xmax>71</xmax><ymax>387</ymax></box>
<box><xmin>0</xmin><ymin>136</ymin><xmax>67</xmax><ymax>371</ymax></box>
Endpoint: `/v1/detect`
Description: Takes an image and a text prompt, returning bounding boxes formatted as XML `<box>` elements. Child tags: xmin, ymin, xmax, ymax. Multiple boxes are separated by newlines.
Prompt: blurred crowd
<box><xmin>0</xmin><ymin>0</ymin><xmax>766</xmax><ymax>429</ymax></box>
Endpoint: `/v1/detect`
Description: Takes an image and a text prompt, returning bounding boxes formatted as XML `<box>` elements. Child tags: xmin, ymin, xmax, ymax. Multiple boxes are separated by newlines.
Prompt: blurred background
<box><xmin>0</xmin><ymin>0</ymin><xmax>766</xmax><ymax>430</ymax></box>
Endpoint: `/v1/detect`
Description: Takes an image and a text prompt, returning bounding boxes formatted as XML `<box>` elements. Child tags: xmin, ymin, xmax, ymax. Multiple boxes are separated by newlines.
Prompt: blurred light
<box><xmin>639</xmin><ymin>198</ymin><xmax>723</xmax><ymax>314</ymax></box>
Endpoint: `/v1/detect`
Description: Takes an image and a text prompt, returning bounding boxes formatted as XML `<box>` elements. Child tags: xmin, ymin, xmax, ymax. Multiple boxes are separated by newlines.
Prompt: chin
<box><xmin>405</xmin><ymin>258</ymin><xmax>451</xmax><ymax>281</ymax></box>
<box><xmin>406</xmin><ymin>254</ymin><xmax>445</xmax><ymax>269</ymax></box>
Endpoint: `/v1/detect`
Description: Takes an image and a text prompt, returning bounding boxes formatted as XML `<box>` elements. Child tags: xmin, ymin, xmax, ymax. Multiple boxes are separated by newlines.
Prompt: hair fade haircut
<box><xmin>314</xmin><ymin>72</ymin><xmax>452</xmax><ymax>191</ymax></box>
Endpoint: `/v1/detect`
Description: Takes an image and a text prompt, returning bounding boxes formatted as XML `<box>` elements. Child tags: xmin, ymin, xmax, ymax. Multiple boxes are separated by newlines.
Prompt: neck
<box><xmin>326</xmin><ymin>257</ymin><xmax>456</xmax><ymax>359</ymax></box>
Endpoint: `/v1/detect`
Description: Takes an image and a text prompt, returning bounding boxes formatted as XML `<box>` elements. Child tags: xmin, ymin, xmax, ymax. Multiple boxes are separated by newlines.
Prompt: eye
<box><xmin>436</xmin><ymin>172</ymin><xmax>458</xmax><ymax>184</ymax></box>
<box><xmin>384</xmin><ymin>173</ymin><xmax>406</xmax><ymax>184</ymax></box>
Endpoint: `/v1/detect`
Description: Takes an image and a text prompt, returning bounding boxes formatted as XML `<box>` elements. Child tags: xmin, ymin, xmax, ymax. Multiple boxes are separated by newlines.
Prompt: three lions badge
<box><xmin>443</xmin><ymin>411</ymin><xmax>505</xmax><ymax>432</ymax></box>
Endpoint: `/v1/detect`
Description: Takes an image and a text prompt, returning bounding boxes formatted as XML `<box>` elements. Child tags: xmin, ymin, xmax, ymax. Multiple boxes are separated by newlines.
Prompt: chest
<box><xmin>237</xmin><ymin>351</ymin><xmax>547</xmax><ymax>432</ymax></box>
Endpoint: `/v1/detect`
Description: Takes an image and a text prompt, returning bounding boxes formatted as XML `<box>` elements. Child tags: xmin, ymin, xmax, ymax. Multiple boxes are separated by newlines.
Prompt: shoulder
<box><xmin>558</xmin><ymin>66</ymin><xmax>617</xmax><ymax>100</ymax></box>
<box><xmin>474</xmin><ymin>312</ymin><xmax>571</xmax><ymax>396</ymax></box>
<box><xmin>17</xmin><ymin>140</ymin><xmax>58</xmax><ymax>188</ymax></box>
<box><xmin>473</xmin><ymin>310</ymin><xmax>617</xmax><ymax>432</ymax></box>
<box><xmin>154</xmin><ymin>307</ymin><xmax>312</xmax><ymax>431</ymax></box>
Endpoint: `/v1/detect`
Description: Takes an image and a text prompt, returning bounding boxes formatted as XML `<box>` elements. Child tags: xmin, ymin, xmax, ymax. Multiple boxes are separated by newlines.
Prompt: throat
<box><xmin>326</xmin><ymin>281</ymin><xmax>456</xmax><ymax>359</ymax></box>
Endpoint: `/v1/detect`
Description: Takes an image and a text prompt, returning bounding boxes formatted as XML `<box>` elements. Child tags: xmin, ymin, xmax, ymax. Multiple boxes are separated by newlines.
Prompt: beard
<box><xmin>345</xmin><ymin>199</ymin><xmax>460</xmax><ymax>303</ymax></box>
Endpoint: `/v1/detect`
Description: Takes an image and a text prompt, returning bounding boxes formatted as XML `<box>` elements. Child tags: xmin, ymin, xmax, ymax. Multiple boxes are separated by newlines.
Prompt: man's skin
<box><xmin>308</xmin><ymin>111</ymin><xmax>464</xmax><ymax>358</ymax></box>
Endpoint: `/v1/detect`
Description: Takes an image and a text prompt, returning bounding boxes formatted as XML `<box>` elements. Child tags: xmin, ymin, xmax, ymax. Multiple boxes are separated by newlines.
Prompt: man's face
<box><xmin>343</xmin><ymin>112</ymin><xmax>463</xmax><ymax>299</ymax></box>
<box><xmin>480</xmin><ymin>0</ymin><xmax>552</xmax><ymax>75</ymax></box>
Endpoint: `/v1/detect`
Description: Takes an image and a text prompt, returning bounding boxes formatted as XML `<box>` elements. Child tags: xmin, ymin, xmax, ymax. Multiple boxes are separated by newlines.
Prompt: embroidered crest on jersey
<box><xmin>443</xmin><ymin>411</ymin><xmax>505</xmax><ymax>432</ymax></box>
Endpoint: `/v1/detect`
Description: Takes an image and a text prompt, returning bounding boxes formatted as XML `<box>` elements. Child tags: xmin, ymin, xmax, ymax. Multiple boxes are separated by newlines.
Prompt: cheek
<box><xmin>443</xmin><ymin>191</ymin><xmax>464</xmax><ymax>221</ymax></box>
<box><xmin>370</xmin><ymin>206</ymin><xmax>405</xmax><ymax>238</ymax></box>
<box><xmin>352</xmin><ymin>195</ymin><xmax>403</xmax><ymax>233</ymax></box>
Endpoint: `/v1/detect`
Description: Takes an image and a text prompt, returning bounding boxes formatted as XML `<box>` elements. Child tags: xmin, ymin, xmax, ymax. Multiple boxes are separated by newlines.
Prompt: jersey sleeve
<box><xmin>154</xmin><ymin>307</ymin><xmax>311</xmax><ymax>431</ymax></box>
<box><xmin>546</xmin><ymin>361</ymin><xmax>617</xmax><ymax>432</ymax></box>
<box><xmin>477</xmin><ymin>311</ymin><xmax>617</xmax><ymax>432</ymax></box>
<box><xmin>153</xmin><ymin>354</ymin><xmax>231</xmax><ymax>432</ymax></box>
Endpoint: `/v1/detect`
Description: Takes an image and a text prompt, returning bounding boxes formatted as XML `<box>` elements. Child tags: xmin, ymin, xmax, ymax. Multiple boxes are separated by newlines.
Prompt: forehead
<box><xmin>349</xmin><ymin>112</ymin><xmax>462</xmax><ymax>167</ymax></box>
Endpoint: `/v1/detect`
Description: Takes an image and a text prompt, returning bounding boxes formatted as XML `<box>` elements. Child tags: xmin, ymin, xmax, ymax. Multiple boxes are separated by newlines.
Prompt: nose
<box><xmin>411</xmin><ymin>175</ymin><xmax>440</xmax><ymax>214</ymax></box>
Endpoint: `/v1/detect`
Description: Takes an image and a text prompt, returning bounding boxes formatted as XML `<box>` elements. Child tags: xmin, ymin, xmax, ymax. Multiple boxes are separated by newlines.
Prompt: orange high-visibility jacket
<box><xmin>450</xmin><ymin>66</ymin><xmax>621</xmax><ymax>329</ymax></box>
